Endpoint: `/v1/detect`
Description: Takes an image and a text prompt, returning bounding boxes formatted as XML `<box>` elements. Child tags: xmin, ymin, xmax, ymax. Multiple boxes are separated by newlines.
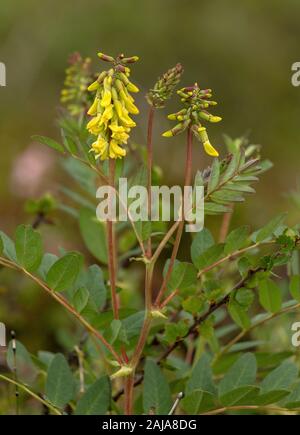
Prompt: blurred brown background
<box><xmin>0</xmin><ymin>0</ymin><xmax>300</xmax><ymax>351</ymax></box>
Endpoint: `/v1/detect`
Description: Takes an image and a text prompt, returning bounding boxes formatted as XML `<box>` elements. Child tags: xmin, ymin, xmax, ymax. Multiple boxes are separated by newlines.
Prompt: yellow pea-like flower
<box><xmin>113</xmin><ymin>99</ymin><xmax>136</xmax><ymax>128</ymax></box>
<box><xmin>109</xmin><ymin>124</ymin><xmax>129</xmax><ymax>144</ymax></box>
<box><xmin>86</xmin><ymin>52</ymin><xmax>139</xmax><ymax>160</ymax></box>
<box><xmin>162</xmin><ymin>130</ymin><xmax>173</xmax><ymax>137</ymax></box>
<box><xmin>115</xmin><ymin>79</ymin><xmax>134</xmax><ymax>102</ymax></box>
<box><xmin>101</xmin><ymin>90</ymin><xmax>112</xmax><ymax>108</ymax></box>
<box><xmin>87</xmin><ymin>80</ymin><xmax>100</xmax><ymax>92</ymax></box>
<box><xmin>119</xmin><ymin>88</ymin><xmax>139</xmax><ymax>114</ymax></box>
<box><xmin>113</xmin><ymin>99</ymin><xmax>124</xmax><ymax>120</ymax></box>
<box><xmin>163</xmin><ymin>83</ymin><xmax>221</xmax><ymax>157</ymax></box>
<box><xmin>109</xmin><ymin>139</ymin><xmax>126</xmax><ymax>159</ymax></box>
<box><xmin>198</xmin><ymin>127</ymin><xmax>219</xmax><ymax>157</ymax></box>
<box><xmin>87</xmin><ymin>114</ymin><xmax>101</xmax><ymax>133</ymax></box>
<box><xmin>100</xmin><ymin>76</ymin><xmax>112</xmax><ymax>108</ymax></box>
<box><xmin>100</xmin><ymin>104</ymin><xmax>114</xmax><ymax>127</ymax></box>
<box><xmin>87</xmin><ymin>98</ymin><xmax>99</xmax><ymax>116</ymax></box>
<box><xmin>210</xmin><ymin>116</ymin><xmax>222</xmax><ymax>123</ymax></box>
<box><xmin>203</xmin><ymin>141</ymin><xmax>219</xmax><ymax>157</ymax></box>
<box><xmin>127</xmin><ymin>82</ymin><xmax>139</xmax><ymax>93</ymax></box>
<box><xmin>91</xmin><ymin>136</ymin><xmax>109</xmax><ymax>160</ymax></box>
<box><xmin>119</xmin><ymin>114</ymin><xmax>136</xmax><ymax>128</ymax></box>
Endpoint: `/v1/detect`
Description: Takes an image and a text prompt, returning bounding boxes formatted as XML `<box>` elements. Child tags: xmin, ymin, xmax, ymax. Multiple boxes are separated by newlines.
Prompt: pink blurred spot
<box><xmin>10</xmin><ymin>144</ymin><xmax>55</xmax><ymax>197</ymax></box>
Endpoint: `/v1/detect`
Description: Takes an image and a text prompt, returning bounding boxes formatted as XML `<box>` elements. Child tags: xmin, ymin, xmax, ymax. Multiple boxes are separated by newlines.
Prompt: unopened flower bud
<box><xmin>147</xmin><ymin>63</ymin><xmax>184</xmax><ymax>108</ymax></box>
<box><xmin>97</xmin><ymin>52</ymin><xmax>115</xmax><ymax>62</ymax></box>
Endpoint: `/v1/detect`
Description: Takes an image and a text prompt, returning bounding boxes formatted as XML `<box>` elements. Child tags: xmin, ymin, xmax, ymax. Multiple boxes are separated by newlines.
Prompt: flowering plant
<box><xmin>1</xmin><ymin>50</ymin><xmax>300</xmax><ymax>416</ymax></box>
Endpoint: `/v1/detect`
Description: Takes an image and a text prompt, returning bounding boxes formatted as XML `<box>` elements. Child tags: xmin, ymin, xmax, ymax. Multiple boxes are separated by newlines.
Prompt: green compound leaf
<box><xmin>258</xmin><ymin>279</ymin><xmax>282</xmax><ymax>313</ymax></box>
<box><xmin>255</xmin><ymin>212</ymin><xmax>287</xmax><ymax>243</ymax></box>
<box><xmin>290</xmin><ymin>275</ymin><xmax>300</xmax><ymax>302</ymax></box>
<box><xmin>45</xmin><ymin>354</ymin><xmax>75</xmax><ymax>408</ymax></box>
<box><xmin>228</xmin><ymin>299</ymin><xmax>251</xmax><ymax>330</ymax></box>
<box><xmin>224</xmin><ymin>226</ymin><xmax>249</xmax><ymax>255</ymax></box>
<box><xmin>219</xmin><ymin>385</ymin><xmax>260</xmax><ymax>407</ymax></box>
<box><xmin>0</xmin><ymin>231</ymin><xmax>17</xmax><ymax>261</ymax></box>
<box><xmin>75</xmin><ymin>376</ymin><xmax>111</xmax><ymax>415</ymax></box>
<box><xmin>15</xmin><ymin>224</ymin><xmax>43</xmax><ymax>272</ymax></box>
<box><xmin>143</xmin><ymin>359</ymin><xmax>172</xmax><ymax>415</ymax></box>
<box><xmin>218</xmin><ymin>353</ymin><xmax>257</xmax><ymax>398</ymax></box>
<box><xmin>32</xmin><ymin>135</ymin><xmax>65</xmax><ymax>154</ymax></box>
<box><xmin>260</xmin><ymin>361</ymin><xmax>298</xmax><ymax>393</ymax></box>
<box><xmin>182</xmin><ymin>353</ymin><xmax>217</xmax><ymax>414</ymax></box>
<box><xmin>207</xmin><ymin>159</ymin><xmax>220</xmax><ymax>193</ymax></box>
<box><xmin>73</xmin><ymin>286</ymin><xmax>89</xmax><ymax>313</ymax></box>
<box><xmin>191</xmin><ymin>228</ymin><xmax>214</xmax><ymax>268</ymax></box>
<box><xmin>195</xmin><ymin>244</ymin><xmax>224</xmax><ymax>270</ymax></box>
<box><xmin>46</xmin><ymin>252</ymin><xmax>83</xmax><ymax>292</ymax></box>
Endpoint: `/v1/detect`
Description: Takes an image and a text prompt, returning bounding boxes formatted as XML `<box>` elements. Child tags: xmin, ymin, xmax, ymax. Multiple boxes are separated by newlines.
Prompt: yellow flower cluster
<box><xmin>163</xmin><ymin>83</ymin><xmax>222</xmax><ymax>157</ymax></box>
<box><xmin>86</xmin><ymin>53</ymin><xmax>139</xmax><ymax>160</ymax></box>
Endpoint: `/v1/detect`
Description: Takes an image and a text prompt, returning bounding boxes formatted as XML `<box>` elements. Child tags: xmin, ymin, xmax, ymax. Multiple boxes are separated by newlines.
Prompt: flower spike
<box><xmin>61</xmin><ymin>52</ymin><xmax>93</xmax><ymax>116</ymax></box>
<box><xmin>147</xmin><ymin>63</ymin><xmax>184</xmax><ymax>108</ymax></box>
<box><xmin>162</xmin><ymin>82</ymin><xmax>222</xmax><ymax>157</ymax></box>
<box><xmin>86</xmin><ymin>52</ymin><xmax>139</xmax><ymax>160</ymax></box>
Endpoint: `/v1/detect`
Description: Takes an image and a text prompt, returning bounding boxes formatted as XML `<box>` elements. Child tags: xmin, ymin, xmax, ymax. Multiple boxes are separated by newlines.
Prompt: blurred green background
<box><xmin>0</xmin><ymin>0</ymin><xmax>300</xmax><ymax>351</ymax></box>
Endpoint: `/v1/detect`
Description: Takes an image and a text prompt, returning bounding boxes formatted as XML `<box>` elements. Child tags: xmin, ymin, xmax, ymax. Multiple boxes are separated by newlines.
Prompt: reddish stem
<box><xmin>154</xmin><ymin>127</ymin><xmax>193</xmax><ymax>306</ymax></box>
<box><xmin>146</xmin><ymin>106</ymin><xmax>155</xmax><ymax>259</ymax></box>
<box><xmin>107</xmin><ymin>159</ymin><xmax>119</xmax><ymax>320</ymax></box>
<box><xmin>124</xmin><ymin>374</ymin><xmax>134</xmax><ymax>415</ymax></box>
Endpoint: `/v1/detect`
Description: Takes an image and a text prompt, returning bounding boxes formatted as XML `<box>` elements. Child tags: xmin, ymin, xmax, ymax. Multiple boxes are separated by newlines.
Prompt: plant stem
<box><xmin>0</xmin><ymin>257</ymin><xmax>122</xmax><ymax>364</ymax></box>
<box><xmin>157</xmin><ymin>267</ymin><xmax>264</xmax><ymax>363</ymax></box>
<box><xmin>124</xmin><ymin>314</ymin><xmax>152</xmax><ymax>415</ymax></box>
<box><xmin>160</xmin><ymin>289</ymin><xmax>179</xmax><ymax>309</ymax></box>
<box><xmin>11</xmin><ymin>332</ymin><xmax>19</xmax><ymax>415</ymax></box>
<box><xmin>145</xmin><ymin>263</ymin><xmax>154</xmax><ymax>311</ymax></box>
<box><xmin>202</xmin><ymin>405</ymin><xmax>300</xmax><ymax>415</ymax></box>
<box><xmin>146</xmin><ymin>106</ymin><xmax>155</xmax><ymax>259</ymax></box>
<box><xmin>0</xmin><ymin>374</ymin><xmax>62</xmax><ymax>415</ymax></box>
<box><xmin>216</xmin><ymin>301</ymin><xmax>300</xmax><ymax>360</ymax></box>
<box><xmin>219</xmin><ymin>204</ymin><xmax>234</xmax><ymax>242</ymax></box>
<box><xmin>150</xmin><ymin>220</ymin><xmax>180</xmax><ymax>266</ymax></box>
<box><xmin>158</xmin><ymin>293</ymin><xmax>231</xmax><ymax>363</ymax></box>
<box><xmin>123</xmin><ymin>108</ymin><xmax>155</xmax><ymax>414</ymax></box>
<box><xmin>124</xmin><ymin>374</ymin><xmax>135</xmax><ymax>415</ymax></box>
<box><xmin>154</xmin><ymin>127</ymin><xmax>193</xmax><ymax>306</ymax></box>
<box><xmin>74</xmin><ymin>155</ymin><xmax>146</xmax><ymax>257</ymax></box>
<box><xmin>123</xmin><ymin>129</ymin><xmax>194</xmax><ymax>414</ymax></box>
<box><xmin>131</xmin><ymin>314</ymin><xmax>152</xmax><ymax>369</ymax></box>
<box><xmin>113</xmin><ymin>287</ymin><xmax>229</xmax><ymax>403</ymax></box>
<box><xmin>197</xmin><ymin>241</ymin><xmax>275</xmax><ymax>278</ymax></box>
<box><xmin>74</xmin><ymin>345</ymin><xmax>85</xmax><ymax>394</ymax></box>
<box><xmin>106</xmin><ymin>159</ymin><xmax>119</xmax><ymax>320</ymax></box>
